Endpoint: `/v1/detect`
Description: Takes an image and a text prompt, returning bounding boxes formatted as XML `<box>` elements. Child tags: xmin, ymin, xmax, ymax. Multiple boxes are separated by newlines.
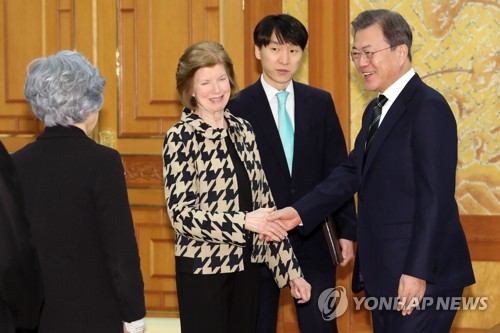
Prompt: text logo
<box><xmin>318</xmin><ymin>286</ymin><xmax>349</xmax><ymax>320</ymax></box>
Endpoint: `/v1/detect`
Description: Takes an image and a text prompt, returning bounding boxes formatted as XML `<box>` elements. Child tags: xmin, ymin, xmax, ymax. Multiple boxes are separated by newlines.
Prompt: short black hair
<box><xmin>254</xmin><ymin>14</ymin><xmax>308</xmax><ymax>50</ymax></box>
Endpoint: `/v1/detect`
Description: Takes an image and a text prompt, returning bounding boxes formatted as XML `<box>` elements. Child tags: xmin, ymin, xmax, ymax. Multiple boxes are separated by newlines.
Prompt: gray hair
<box><xmin>351</xmin><ymin>9</ymin><xmax>413</xmax><ymax>62</ymax></box>
<box><xmin>24</xmin><ymin>50</ymin><xmax>106</xmax><ymax>127</ymax></box>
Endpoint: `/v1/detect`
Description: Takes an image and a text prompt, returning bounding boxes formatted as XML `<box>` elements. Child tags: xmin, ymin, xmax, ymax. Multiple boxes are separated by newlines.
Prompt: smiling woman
<box><xmin>191</xmin><ymin>63</ymin><xmax>231</xmax><ymax>128</ymax></box>
<box><xmin>162</xmin><ymin>40</ymin><xmax>312</xmax><ymax>333</ymax></box>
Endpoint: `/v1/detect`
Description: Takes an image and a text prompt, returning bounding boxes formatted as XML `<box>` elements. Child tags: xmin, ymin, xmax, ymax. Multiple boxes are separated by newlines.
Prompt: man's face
<box><xmin>352</xmin><ymin>24</ymin><xmax>406</xmax><ymax>93</ymax></box>
<box><xmin>255</xmin><ymin>32</ymin><xmax>303</xmax><ymax>91</ymax></box>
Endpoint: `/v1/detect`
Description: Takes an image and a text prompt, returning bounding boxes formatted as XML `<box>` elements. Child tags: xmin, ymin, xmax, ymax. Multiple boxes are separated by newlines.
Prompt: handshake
<box><xmin>244</xmin><ymin>207</ymin><xmax>302</xmax><ymax>242</ymax></box>
<box><xmin>246</xmin><ymin>207</ymin><xmax>355</xmax><ymax>269</ymax></box>
<box><xmin>245</xmin><ymin>207</ymin><xmax>311</xmax><ymax>304</ymax></box>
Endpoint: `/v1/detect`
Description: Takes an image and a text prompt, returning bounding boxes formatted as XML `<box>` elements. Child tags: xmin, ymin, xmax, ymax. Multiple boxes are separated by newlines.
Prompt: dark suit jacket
<box><xmin>12</xmin><ymin>126</ymin><xmax>145</xmax><ymax>333</ymax></box>
<box><xmin>0</xmin><ymin>141</ymin><xmax>43</xmax><ymax>333</ymax></box>
<box><xmin>293</xmin><ymin>74</ymin><xmax>475</xmax><ymax>296</ymax></box>
<box><xmin>229</xmin><ymin>80</ymin><xmax>356</xmax><ymax>272</ymax></box>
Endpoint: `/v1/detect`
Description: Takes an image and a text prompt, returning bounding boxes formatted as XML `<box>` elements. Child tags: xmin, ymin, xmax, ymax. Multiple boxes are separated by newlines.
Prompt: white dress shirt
<box><xmin>379</xmin><ymin>68</ymin><xmax>416</xmax><ymax>124</ymax></box>
<box><xmin>260</xmin><ymin>75</ymin><xmax>295</xmax><ymax>130</ymax></box>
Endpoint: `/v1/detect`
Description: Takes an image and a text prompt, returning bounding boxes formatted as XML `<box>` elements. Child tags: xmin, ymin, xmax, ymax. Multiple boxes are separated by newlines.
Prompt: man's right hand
<box><xmin>244</xmin><ymin>207</ymin><xmax>288</xmax><ymax>241</ymax></box>
<box><xmin>267</xmin><ymin>207</ymin><xmax>302</xmax><ymax>231</ymax></box>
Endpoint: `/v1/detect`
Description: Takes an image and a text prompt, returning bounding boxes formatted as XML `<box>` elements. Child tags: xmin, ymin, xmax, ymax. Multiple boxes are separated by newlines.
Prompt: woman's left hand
<box><xmin>289</xmin><ymin>277</ymin><xmax>311</xmax><ymax>304</ymax></box>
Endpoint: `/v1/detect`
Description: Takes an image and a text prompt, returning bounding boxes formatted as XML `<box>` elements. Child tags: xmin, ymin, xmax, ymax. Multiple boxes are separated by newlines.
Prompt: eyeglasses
<box><xmin>350</xmin><ymin>45</ymin><xmax>398</xmax><ymax>62</ymax></box>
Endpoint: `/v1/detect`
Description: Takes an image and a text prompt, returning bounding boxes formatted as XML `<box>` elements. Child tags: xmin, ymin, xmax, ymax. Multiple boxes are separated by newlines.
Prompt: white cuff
<box><xmin>124</xmin><ymin>318</ymin><xmax>145</xmax><ymax>333</ymax></box>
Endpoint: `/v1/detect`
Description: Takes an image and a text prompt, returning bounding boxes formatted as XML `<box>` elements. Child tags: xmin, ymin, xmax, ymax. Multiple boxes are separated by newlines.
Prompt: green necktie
<box><xmin>277</xmin><ymin>91</ymin><xmax>294</xmax><ymax>175</ymax></box>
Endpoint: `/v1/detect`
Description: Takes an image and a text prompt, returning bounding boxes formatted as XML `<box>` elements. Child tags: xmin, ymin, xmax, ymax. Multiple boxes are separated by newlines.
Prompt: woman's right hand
<box><xmin>244</xmin><ymin>207</ymin><xmax>287</xmax><ymax>241</ymax></box>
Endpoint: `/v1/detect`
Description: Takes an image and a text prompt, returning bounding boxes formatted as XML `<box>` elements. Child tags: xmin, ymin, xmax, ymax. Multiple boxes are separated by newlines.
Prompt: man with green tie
<box><xmin>228</xmin><ymin>14</ymin><xmax>357</xmax><ymax>333</ymax></box>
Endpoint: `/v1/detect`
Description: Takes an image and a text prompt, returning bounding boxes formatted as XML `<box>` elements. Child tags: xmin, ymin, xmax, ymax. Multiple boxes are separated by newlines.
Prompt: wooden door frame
<box><xmin>309</xmin><ymin>0</ymin><xmax>351</xmax><ymax>148</ymax></box>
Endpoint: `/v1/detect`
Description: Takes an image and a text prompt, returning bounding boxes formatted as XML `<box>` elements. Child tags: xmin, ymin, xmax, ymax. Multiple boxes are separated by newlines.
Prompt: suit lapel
<box><xmin>292</xmin><ymin>82</ymin><xmax>311</xmax><ymax>177</ymax></box>
<box><xmin>357</xmin><ymin>101</ymin><xmax>376</xmax><ymax>177</ymax></box>
<box><xmin>362</xmin><ymin>74</ymin><xmax>422</xmax><ymax>176</ymax></box>
<box><xmin>247</xmin><ymin>81</ymin><xmax>290</xmax><ymax>175</ymax></box>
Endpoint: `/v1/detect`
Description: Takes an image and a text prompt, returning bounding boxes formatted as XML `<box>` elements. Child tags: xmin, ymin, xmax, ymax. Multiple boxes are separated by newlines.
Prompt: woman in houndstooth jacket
<box><xmin>163</xmin><ymin>41</ymin><xmax>310</xmax><ymax>333</ymax></box>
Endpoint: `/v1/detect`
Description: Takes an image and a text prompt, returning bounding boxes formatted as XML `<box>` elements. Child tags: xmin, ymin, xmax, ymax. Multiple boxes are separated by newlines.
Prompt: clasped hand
<box><xmin>244</xmin><ymin>207</ymin><xmax>288</xmax><ymax>242</ymax></box>
<box><xmin>267</xmin><ymin>207</ymin><xmax>355</xmax><ymax>266</ymax></box>
<box><xmin>290</xmin><ymin>277</ymin><xmax>312</xmax><ymax>304</ymax></box>
<box><xmin>267</xmin><ymin>206</ymin><xmax>302</xmax><ymax>231</ymax></box>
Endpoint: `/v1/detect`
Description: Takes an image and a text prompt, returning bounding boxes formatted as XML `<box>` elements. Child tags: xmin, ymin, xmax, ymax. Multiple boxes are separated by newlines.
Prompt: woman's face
<box><xmin>192</xmin><ymin>63</ymin><xmax>231</xmax><ymax>113</ymax></box>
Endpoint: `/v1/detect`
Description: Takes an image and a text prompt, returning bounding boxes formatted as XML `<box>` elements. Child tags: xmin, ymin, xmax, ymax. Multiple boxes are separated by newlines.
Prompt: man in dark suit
<box><xmin>0</xmin><ymin>141</ymin><xmax>43</xmax><ymax>333</ymax></box>
<box><xmin>228</xmin><ymin>14</ymin><xmax>357</xmax><ymax>333</ymax></box>
<box><xmin>269</xmin><ymin>9</ymin><xmax>475</xmax><ymax>333</ymax></box>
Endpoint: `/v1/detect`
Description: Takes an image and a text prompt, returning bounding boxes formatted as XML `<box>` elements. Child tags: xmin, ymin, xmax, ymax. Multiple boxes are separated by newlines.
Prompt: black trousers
<box><xmin>176</xmin><ymin>254</ymin><xmax>260</xmax><ymax>333</ymax></box>
<box><xmin>369</xmin><ymin>288</ymin><xmax>464</xmax><ymax>333</ymax></box>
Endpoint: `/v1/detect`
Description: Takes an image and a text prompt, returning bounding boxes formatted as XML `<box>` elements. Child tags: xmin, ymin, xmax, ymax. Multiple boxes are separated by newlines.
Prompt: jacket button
<box><xmin>290</xmin><ymin>188</ymin><xmax>296</xmax><ymax>194</ymax></box>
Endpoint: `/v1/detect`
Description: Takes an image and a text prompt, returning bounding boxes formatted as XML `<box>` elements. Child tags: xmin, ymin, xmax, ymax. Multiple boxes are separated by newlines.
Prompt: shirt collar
<box><xmin>260</xmin><ymin>75</ymin><xmax>294</xmax><ymax>102</ymax></box>
<box><xmin>380</xmin><ymin>68</ymin><xmax>415</xmax><ymax>102</ymax></box>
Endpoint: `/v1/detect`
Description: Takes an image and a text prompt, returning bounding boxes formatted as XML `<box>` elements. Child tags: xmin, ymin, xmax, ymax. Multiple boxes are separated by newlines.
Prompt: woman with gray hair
<box><xmin>11</xmin><ymin>50</ymin><xmax>146</xmax><ymax>333</ymax></box>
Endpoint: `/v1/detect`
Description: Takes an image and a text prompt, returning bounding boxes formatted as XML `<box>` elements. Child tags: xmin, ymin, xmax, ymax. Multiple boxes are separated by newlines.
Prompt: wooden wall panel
<box><xmin>4</xmin><ymin>1</ymin><xmax>42</xmax><ymax>103</ymax></box>
<box><xmin>1</xmin><ymin>1</ymin><xmax>52</xmax><ymax>137</ymax></box>
<box><xmin>118</xmin><ymin>0</ymin><xmax>221</xmax><ymax>137</ymax></box>
<box><xmin>309</xmin><ymin>0</ymin><xmax>351</xmax><ymax>146</ymax></box>
<box><xmin>220</xmin><ymin>0</ymin><xmax>245</xmax><ymax>89</ymax></box>
<box><xmin>131</xmin><ymin>206</ymin><xmax>179</xmax><ymax>314</ymax></box>
<box><xmin>58</xmin><ymin>0</ymin><xmax>74</xmax><ymax>50</ymax></box>
<box><xmin>0</xmin><ymin>0</ymin><xmax>76</xmax><ymax>150</ymax></box>
<box><xmin>462</xmin><ymin>216</ymin><xmax>500</xmax><ymax>262</ymax></box>
<box><xmin>243</xmin><ymin>0</ymin><xmax>281</xmax><ymax>86</ymax></box>
<box><xmin>122</xmin><ymin>154</ymin><xmax>177</xmax><ymax>313</ymax></box>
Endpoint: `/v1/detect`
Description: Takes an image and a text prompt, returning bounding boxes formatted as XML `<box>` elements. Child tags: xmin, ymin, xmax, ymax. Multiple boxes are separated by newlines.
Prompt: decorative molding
<box><xmin>98</xmin><ymin>129</ymin><xmax>116</xmax><ymax>148</ymax></box>
<box><xmin>122</xmin><ymin>155</ymin><xmax>163</xmax><ymax>187</ymax></box>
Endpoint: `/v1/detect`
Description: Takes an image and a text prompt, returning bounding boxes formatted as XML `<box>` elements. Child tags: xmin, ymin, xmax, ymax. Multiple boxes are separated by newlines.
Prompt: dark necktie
<box><xmin>365</xmin><ymin>94</ymin><xmax>388</xmax><ymax>152</ymax></box>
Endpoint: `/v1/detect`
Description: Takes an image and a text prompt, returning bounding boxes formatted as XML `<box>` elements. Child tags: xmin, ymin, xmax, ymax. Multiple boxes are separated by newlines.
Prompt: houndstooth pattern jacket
<box><xmin>162</xmin><ymin>108</ymin><xmax>302</xmax><ymax>288</ymax></box>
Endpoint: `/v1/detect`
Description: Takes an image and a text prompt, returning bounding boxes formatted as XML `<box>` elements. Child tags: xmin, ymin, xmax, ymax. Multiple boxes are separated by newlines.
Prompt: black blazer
<box><xmin>293</xmin><ymin>74</ymin><xmax>475</xmax><ymax>296</ymax></box>
<box><xmin>0</xmin><ymin>141</ymin><xmax>43</xmax><ymax>333</ymax></box>
<box><xmin>229</xmin><ymin>80</ymin><xmax>356</xmax><ymax>270</ymax></box>
<box><xmin>12</xmin><ymin>126</ymin><xmax>145</xmax><ymax>333</ymax></box>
